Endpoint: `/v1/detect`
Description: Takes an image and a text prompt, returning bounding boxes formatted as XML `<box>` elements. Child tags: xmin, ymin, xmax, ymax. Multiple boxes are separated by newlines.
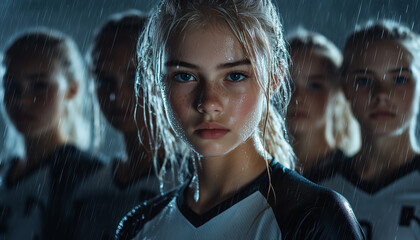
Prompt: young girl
<box><xmin>286</xmin><ymin>29</ymin><xmax>360</xmax><ymax>182</ymax></box>
<box><xmin>71</xmin><ymin>11</ymin><xmax>166</xmax><ymax>240</ymax></box>
<box><xmin>116</xmin><ymin>1</ymin><xmax>364</xmax><ymax>239</ymax></box>
<box><xmin>319</xmin><ymin>20</ymin><xmax>420</xmax><ymax>239</ymax></box>
<box><xmin>0</xmin><ymin>29</ymin><xmax>103</xmax><ymax>240</ymax></box>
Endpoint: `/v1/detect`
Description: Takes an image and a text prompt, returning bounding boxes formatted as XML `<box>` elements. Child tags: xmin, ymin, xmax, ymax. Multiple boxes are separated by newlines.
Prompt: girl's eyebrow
<box><xmin>164</xmin><ymin>59</ymin><xmax>251</xmax><ymax>70</ymax></box>
<box><xmin>216</xmin><ymin>59</ymin><xmax>250</xmax><ymax>69</ymax></box>
<box><xmin>165</xmin><ymin>60</ymin><xmax>198</xmax><ymax>69</ymax></box>
<box><xmin>388</xmin><ymin>67</ymin><xmax>411</xmax><ymax>74</ymax></box>
<box><xmin>350</xmin><ymin>69</ymin><xmax>374</xmax><ymax>75</ymax></box>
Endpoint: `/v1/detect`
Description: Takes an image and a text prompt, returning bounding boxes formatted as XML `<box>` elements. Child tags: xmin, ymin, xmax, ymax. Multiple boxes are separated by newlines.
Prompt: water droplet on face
<box><xmin>109</xmin><ymin>93</ymin><xmax>116</xmax><ymax>101</ymax></box>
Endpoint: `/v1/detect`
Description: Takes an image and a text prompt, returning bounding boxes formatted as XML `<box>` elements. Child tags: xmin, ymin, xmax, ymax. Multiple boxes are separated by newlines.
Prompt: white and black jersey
<box><xmin>0</xmin><ymin>158</ymin><xmax>48</xmax><ymax>240</ymax></box>
<box><xmin>0</xmin><ymin>145</ymin><xmax>103</xmax><ymax>240</ymax></box>
<box><xmin>116</xmin><ymin>160</ymin><xmax>365</xmax><ymax>240</ymax></box>
<box><xmin>319</xmin><ymin>155</ymin><xmax>420</xmax><ymax>240</ymax></box>
<box><xmin>71</xmin><ymin>160</ymin><xmax>161</xmax><ymax>240</ymax></box>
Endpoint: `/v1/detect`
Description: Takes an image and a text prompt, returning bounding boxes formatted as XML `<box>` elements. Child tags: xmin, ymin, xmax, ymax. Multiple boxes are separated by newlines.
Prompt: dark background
<box><xmin>1</xmin><ymin>0</ymin><xmax>419</xmax><ymax>157</ymax></box>
<box><xmin>1</xmin><ymin>0</ymin><xmax>419</xmax><ymax>52</ymax></box>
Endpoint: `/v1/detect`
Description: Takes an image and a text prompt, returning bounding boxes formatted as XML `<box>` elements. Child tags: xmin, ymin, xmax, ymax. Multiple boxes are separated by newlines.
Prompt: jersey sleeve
<box><xmin>284</xmin><ymin>190</ymin><xmax>366</xmax><ymax>240</ymax></box>
<box><xmin>115</xmin><ymin>190</ymin><xmax>177</xmax><ymax>240</ymax></box>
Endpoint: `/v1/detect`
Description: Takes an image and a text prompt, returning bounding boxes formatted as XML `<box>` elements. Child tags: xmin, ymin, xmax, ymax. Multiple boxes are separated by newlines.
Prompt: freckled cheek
<box><xmin>229</xmin><ymin>87</ymin><xmax>263</xmax><ymax>126</ymax></box>
<box><xmin>167</xmin><ymin>86</ymin><xmax>193</xmax><ymax>128</ymax></box>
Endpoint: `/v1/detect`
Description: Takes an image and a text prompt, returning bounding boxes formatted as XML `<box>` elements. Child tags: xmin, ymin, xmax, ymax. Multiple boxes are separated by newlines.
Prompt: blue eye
<box><xmin>227</xmin><ymin>73</ymin><xmax>246</xmax><ymax>82</ymax></box>
<box><xmin>174</xmin><ymin>73</ymin><xmax>195</xmax><ymax>82</ymax></box>
<box><xmin>307</xmin><ymin>82</ymin><xmax>323</xmax><ymax>90</ymax></box>
<box><xmin>393</xmin><ymin>76</ymin><xmax>408</xmax><ymax>85</ymax></box>
<box><xmin>354</xmin><ymin>77</ymin><xmax>372</xmax><ymax>87</ymax></box>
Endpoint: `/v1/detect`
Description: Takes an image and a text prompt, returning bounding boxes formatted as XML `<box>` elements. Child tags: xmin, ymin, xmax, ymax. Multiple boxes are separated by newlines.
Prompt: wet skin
<box><xmin>287</xmin><ymin>50</ymin><xmax>334</xmax><ymax>135</ymax></box>
<box><xmin>343</xmin><ymin>40</ymin><xmax>417</xmax><ymax>138</ymax></box>
<box><xmin>94</xmin><ymin>36</ymin><xmax>140</xmax><ymax>133</ymax></box>
<box><xmin>3</xmin><ymin>53</ymin><xmax>76</xmax><ymax>137</ymax></box>
<box><xmin>164</xmin><ymin>23</ymin><xmax>265</xmax><ymax>158</ymax></box>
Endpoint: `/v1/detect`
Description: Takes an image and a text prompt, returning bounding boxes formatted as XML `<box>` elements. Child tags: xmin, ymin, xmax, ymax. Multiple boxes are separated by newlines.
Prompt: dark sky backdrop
<box><xmin>0</xmin><ymin>0</ymin><xmax>419</xmax><ymax>157</ymax></box>
<box><xmin>1</xmin><ymin>0</ymin><xmax>419</xmax><ymax>52</ymax></box>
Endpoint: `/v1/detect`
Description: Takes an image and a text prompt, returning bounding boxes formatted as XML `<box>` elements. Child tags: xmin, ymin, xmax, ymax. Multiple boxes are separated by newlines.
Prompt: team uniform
<box><xmin>71</xmin><ymin>159</ymin><xmax>162</xmax><ymax>240</ymax></box>
<box><xmin>0</xmin><ymin>144</ymin><xmax>103</xmax><ymax>240</ymax></box>
<box><xmin>116</xmin><ymin>160</ymin><xmax>365</xmax><ymax>240</ymax></box>
<box><xmin>319</xmin><ymin>155</ymin><xmax>420</xmax><ymax>240</ymax></box>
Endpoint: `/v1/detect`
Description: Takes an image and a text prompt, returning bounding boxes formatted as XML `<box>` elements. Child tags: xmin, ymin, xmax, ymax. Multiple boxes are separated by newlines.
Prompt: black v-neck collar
<box><xmin>339</xmin><ymin>155</ymin><xmax>420</xmax><ymax>194</ymax></box>
<box><xmin>176</xmin><ymin>160</ymin><xmax>275</xmax><ymax>228</ymax></box>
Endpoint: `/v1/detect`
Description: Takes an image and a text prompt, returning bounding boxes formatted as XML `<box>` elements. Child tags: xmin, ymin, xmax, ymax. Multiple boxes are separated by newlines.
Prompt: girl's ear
<box><xmin>66</xmin><ymin>82</ymin><xmax>79</xmax><ymax>100</ymax></box>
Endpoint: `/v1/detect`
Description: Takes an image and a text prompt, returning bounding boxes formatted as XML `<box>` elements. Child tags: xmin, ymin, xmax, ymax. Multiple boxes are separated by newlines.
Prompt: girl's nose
<box><xmin>196</xmin><ymin>84</ymin><xmax>223</xmax><ymax>116</ymax></box>
<box><xmin>371</xmin><ymin>83</ymin><xmax>391</xmax><ymax>103</ymax></box>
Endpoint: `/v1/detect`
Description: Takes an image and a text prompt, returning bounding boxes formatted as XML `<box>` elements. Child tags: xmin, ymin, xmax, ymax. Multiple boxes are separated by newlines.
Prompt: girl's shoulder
<box><xmin>115</xmin><ymin>187</ymin><xmax>181</xmax><ymax>240</ymax></box>
<box><xmin>269</xmin><ymin>161</ymin><xmax>365</xmax><ymax>239</ymax></box>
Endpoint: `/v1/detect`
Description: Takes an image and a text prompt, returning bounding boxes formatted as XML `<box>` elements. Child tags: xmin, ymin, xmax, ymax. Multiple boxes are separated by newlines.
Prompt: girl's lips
<box><xmin>369</xmin><ymin>111</ymin><xmax>396</xmax><ymax>119</ymax></box>
<box><xmin>195</xmin><ymin>122</ymin><xmax>229</xmax><ymax>139</ymax></box>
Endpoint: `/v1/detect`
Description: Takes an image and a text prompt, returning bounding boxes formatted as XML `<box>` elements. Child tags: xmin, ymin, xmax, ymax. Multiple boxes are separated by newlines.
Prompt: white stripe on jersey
<box><xmin>0</xmin><ymin>161</ymin><xmax>50</xmax><ymax>240</ymax></box>
<box><xmin>133</xmin><ymin>191</ymin><xmax>282</xmax><ymax>240</ymax></box>
<box><xmin>321</xmin><ymin>171</ymin><xmax>420</xmax><ymax>240</ymax></box>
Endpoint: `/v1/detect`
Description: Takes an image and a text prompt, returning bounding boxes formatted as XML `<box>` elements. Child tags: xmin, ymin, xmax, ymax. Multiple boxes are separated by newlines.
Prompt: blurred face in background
<box><xmin>93</xmin><ymin>32</ymin><xmax>141</xmax><ymax>134</ymax></box>
<box><xmin>287</xmin><ymin>50</ymin><xmax>334</xmax><ymax>135</ymax></box>
<box><xmin>3</xmin><ymin>52</ymin><xmax>75</xmax><ymax>138</ymax></box>
<box><xmin>343</xmin><ymin>40</ymin><xmax>417</xmax><ymax>138</ymax></box>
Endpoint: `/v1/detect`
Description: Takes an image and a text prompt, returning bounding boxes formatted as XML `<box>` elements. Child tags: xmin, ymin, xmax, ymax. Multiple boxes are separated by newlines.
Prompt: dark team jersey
<box><xmin>303</xmin><ymin>150</ymin><xmax>348</xmax><ymax>183</ymax></box>
<box><xmin>0</xmin><ymin>144</ymin><xmax>104</xmax><ymax>240</ymax></box>
<box><xmin>71</xmin><ymin>159</ymin><xmax>161</xmax><ymax>240</ymax></box>
<box><xmin>319</xmin><ymin>155</ymin><xmax>420</xmax><ymax>240</ymax></box>
<box><xmin>115</xmin><ymin>160</ymin><xmax>365</xmax><ymax>240</ymax></box>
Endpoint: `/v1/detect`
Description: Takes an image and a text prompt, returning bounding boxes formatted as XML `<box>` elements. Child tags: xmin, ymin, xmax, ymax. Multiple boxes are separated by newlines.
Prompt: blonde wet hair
<box><xmin>287</xmin><ymin>28</ymin><xmax>361</xmax><ymax>156</ymax></box>
<box><xmin>138</xmin><ymin>0</ymin><xmax>295</xmax><ymax>184</ymax></box>
<box><xmin>341</xmin><ymin>19</ymin><xmax>420</xmax><ymax>151</ymax></box>
<box><xmin>2</xmin><ymin>28</ymin><xmax>92</xmax><ymax>151</ymax></box>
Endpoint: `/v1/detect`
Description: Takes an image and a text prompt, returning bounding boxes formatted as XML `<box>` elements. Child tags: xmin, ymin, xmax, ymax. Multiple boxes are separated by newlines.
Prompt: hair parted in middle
<box><xmin>137</xmin><ymin>0</ymin><xmax>295</xmax><ymax>184</ymax></box>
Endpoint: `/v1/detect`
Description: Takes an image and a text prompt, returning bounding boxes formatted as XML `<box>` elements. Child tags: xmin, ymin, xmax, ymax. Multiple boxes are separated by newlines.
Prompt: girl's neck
<box><xmin>186</xmin><ymin>137</ymin><xmax>268</xmax><ymax>214</ymax></box>
<box><xmin>115</xmin><ymin>132</ymin><xmax>154</xmax><ymax>186</ymax></box>
<box><xmin>24</xmin><ymin>130</ymin><xmax>67</xmax><ymax>166</ymax></box>
<box><xmin>292</xmin><ymin>126</ymin><xmax>333</xmax><ymax>173</ymax></box>
<box><xmin>354</xmin><ymin>131</ymin><xmax>418</xmax><ymax>181</ymax></box>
